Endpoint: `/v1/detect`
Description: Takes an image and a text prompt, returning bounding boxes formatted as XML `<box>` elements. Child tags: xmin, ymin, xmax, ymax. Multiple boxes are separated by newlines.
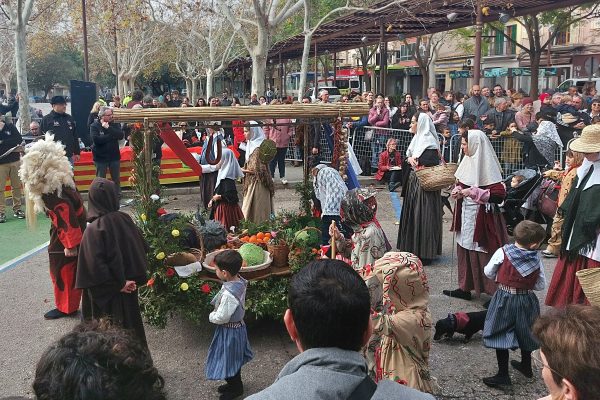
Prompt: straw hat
<box><xmin>576</xmin><ymin>268</ymin><xmax>600</xmax><ymax>307</ymax></box>
<box><xmin>570</xmin><ymin>124</ymin><xmax>600</xmax><ymax>153</ymax></box>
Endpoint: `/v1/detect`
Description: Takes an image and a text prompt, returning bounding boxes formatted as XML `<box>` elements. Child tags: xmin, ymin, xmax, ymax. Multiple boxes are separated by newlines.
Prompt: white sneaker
<box><xmin>281</xmin><ymin>178</ymin><xmax>288</xmax><ymax>185</ymax></box>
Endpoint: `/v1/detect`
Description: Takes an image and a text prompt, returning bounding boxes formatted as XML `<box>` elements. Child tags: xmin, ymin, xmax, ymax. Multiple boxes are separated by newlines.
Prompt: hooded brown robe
<box><xmin>76</xmin><ymin>177</ymin><xmax>149</xmax><ymax>348</ymax></box>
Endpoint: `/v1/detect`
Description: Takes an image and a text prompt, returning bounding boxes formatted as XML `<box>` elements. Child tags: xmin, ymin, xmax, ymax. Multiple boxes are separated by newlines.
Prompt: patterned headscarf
<box><xmin>313</xmin><ymin>164</ymin><xmax>348</xmax><ymax>215</ymax></box>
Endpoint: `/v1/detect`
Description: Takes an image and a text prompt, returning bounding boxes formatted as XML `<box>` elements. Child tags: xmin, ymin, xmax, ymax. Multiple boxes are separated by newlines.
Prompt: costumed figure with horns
<box><xmin>19</xmin><ymin>134</ymin><xmax>87</xmax><ymax>319</ymax></box>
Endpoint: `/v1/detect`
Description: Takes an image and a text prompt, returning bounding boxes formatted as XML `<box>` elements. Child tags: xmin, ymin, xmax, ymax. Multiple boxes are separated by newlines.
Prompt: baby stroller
<box><xmin>502</xmin><ymin>168</ymin><xmax>543</xmax><ymax>235</ymax></box>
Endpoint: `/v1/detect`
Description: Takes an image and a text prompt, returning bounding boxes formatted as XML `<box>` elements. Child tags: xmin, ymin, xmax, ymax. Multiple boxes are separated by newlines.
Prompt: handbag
<box><xmin>364</xmin><ymin>129</ymin><xmax>374</xmax><ymax>141</ymax></box>
<box><xmin>414</xmin><ymin>151</ymin><xmax>458</xmax><ymax>191</ymax></box>
<box><xmin>538</xmin><ymin>179</ymin><xmax>559</xmax><ymax>217</ymax></box>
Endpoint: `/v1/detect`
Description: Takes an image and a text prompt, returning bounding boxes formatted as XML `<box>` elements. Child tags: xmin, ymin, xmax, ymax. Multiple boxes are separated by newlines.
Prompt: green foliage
<box><xmin>27</xmin><ymin>42</ymin><xmax>83</xmax><ymax>97</ymax></box>
<box><xmin>246</xmin><ymin>278</ymin><xmax>290</xmax><ymax>319</ymax></box>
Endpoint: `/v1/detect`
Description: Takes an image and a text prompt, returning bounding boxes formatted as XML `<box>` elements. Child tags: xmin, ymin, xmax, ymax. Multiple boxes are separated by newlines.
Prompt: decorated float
<box><xmin>112</xmin><ymin>103</ymin><xmax>369</xmax><ymax>327</ymax></box>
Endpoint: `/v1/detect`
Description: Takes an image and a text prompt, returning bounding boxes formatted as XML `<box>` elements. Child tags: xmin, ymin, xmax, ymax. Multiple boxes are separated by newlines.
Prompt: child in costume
<box><xmin>205</xmin><ymin>250</ymin><xmax>253</xmax><ymax>400</ymax></box>
<box><xmin>362</xmin><ymin>252</ymin><xmax>438</xmax><ymax>394</ymax></box>
<box><xmin>482</xmin><ymin>220</ymin><xmax>547</xmax><ymax>388</ymax></box>
<box><xmin>19</xmin><ymin>134</ymin><xmax>87</xmax><ymax>319</ymax></box>
<box><xmin>208</xmin><ymin>148</ymin><xmax>244</xmax><ymax>231</ymax></box>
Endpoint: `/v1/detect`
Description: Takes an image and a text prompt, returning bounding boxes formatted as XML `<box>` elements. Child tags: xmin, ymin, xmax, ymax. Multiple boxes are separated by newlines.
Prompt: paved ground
<box><xmin>0</xmin><ymin>164</ymin><xmax>556</xmax><ymax>399</ymax></box>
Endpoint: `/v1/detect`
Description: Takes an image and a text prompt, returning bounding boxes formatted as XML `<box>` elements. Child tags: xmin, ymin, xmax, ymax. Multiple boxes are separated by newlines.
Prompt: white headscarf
<box><xmin>216</xmin><ymin>148</ymin><xmax>244</xmax><ymax>189</ymax></box>
<box><xmin>454</xmin><ymin>130</ymin><xmax>503</xmax><ymax>187</ymax></box>
<box><xmin>536</xmin><ymin>120</ymin><xmax>563</xmax><ymax>148</ymax></box>
<box><xmin>313</xmin><ymin>164</ymin><xmax>348</xmax><ymax>215</ymax></box>
<box><xmin>406</xmin><ymin>112</ymin><xmax>440</xmax><ymax>158</ymax></box>
<box><xmin>245</xmin><ymin>121</ymin><xmax>265</xmax><ymax>163</ymax></box>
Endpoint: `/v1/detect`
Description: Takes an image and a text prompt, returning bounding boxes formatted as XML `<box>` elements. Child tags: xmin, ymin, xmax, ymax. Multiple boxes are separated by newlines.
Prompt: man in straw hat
<box><xmin>546</xmin><ymin>124</ymin><xmax>600</xmax><ymax>307</ymax></box>
<box><xmin>19</xmin><ymin>134</ymin><xmax>87</xmax><ymax>319</ymax></box>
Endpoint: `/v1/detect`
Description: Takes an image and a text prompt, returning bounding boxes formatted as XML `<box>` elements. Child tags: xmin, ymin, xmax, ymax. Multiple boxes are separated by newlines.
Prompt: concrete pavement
<box><xmin>0</xmin><ymin>183</ymin><xmax>555</xmax><ymax>399</ymax></box>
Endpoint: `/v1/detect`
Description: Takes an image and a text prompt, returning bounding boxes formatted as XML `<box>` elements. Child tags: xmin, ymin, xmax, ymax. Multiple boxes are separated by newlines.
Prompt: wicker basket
<box><xmin>267</xmin><ymin>242</ymin><xmax>290</xmax><ymax>268</ymax></box>
<box><xmin>414</xmin><ymin>162</ymin><xmax>458</xmax><ymax>191</ymax></box>
<box><xmin>576</xmin><ymin>268</ymin><xmax>600</xmax><ymax>307</ymax></box>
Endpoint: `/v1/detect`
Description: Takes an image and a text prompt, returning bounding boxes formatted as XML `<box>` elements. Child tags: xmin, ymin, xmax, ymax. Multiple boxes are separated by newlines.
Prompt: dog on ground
<box><xmin>433</xmin><ymin>310</ymin><xmax>487</xmax><ymax>343</ymax></box>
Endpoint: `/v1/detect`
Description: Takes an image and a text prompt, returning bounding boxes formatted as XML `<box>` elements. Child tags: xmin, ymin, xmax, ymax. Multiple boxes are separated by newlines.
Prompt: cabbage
<box><xmin>238</xmin><ymin>243</ymin><xmax>265</xmax><ymax>266</ymax></box>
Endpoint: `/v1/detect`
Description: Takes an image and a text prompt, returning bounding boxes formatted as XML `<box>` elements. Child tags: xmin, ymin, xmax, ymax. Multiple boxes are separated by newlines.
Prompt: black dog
<box><xmin>433</xmin><ymin>310</ymin><xmax>487</xmax><ymax>343</ymax></box>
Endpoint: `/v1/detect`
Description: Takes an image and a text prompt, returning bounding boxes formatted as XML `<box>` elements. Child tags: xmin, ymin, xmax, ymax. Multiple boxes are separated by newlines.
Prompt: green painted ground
<box><xmin>0</xmin><ymin>214</ymin><xmax>50</xmax><ymax>266</ymax></box>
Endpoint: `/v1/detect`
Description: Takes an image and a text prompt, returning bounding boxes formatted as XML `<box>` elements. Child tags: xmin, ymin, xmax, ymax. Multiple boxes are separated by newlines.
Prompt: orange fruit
<box><xmin>262</xmin><ymin>237</ymin><xmax>270</xmax><ymax>243</ymax></box>
<box><xmin>265</xmin><ymin>232</ymin><xmax>272</xmax><ymax>239</ymax></box>
<box><xmin>241</xmin><ymin>236</ymin><xmax>248</xmax><ymax>242</ymax></box>
<box><xmin>250</xmin><ymin>235</ymin><xmax>257</xmax><ymax>243</ymax></box>
<box><xmin>257</xmin><ymin>232</ymin><xmax>265</xmax><ymax>240</ymax></box>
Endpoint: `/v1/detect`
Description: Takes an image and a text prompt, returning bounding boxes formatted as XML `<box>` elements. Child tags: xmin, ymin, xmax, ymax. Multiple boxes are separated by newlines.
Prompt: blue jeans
<box><xmin>371</xmin><ymin>133</ymin><xmax>390</xmax><ymax>169</ymax></box>
<box><xmin>95</xmin><ymin>160</ymin><xmax>121</xmax><ymax>193</ymax></box>
<box><xmin>269</xmin><ymin>148</ymin><xmax>287</xmax><ymax>179</ymax></box>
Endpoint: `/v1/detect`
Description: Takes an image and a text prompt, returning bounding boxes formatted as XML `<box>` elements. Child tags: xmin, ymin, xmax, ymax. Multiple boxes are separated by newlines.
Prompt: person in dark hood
<box><xmin>76</xmin><ymin>177</ymin><xmax>150</xmax><ymax>349</ymax></box>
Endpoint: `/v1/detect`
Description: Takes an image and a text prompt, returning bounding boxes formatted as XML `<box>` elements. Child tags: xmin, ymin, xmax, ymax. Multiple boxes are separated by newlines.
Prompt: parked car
<box><xmin>556</xmin><ymin>78</ymin><xmax>600</xmax><ymax>93</ymax></box>
<box><xmin>304</xmin><ymin>86</ymin><xmax>342</xmax><ymax>103</ymax></box>
<box><xmin>29</xmin><ymin>96</ymin><xmax>43</xmax><ymax>103</ymax></box>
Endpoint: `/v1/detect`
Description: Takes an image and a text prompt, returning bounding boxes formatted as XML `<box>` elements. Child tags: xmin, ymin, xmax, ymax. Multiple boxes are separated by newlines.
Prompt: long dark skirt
<box><xmin>81</xmin><ymin>288</ymin><xmax>147</xmax><ymax>349</ymax></box>
<box><xmin>397</xmin><ymin>171</ymin><xmax>442</xmax><ymax>260</ymax></box>
<box><xmin>457</xmin><ymin>245</ymin><xmax>497</xmax><ymax>297</ymax></box>
<box><xmin>200</xmin><ymin>171</ymin><xmax>218</xmax><ymax>209</ymax></box>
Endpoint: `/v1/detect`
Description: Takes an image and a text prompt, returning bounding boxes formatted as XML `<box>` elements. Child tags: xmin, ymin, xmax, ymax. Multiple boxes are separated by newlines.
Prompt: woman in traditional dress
<box><xmin>329</xmin><ymin>189</ymin><xmax>390</xmax><ymax>271</ymax></box>
<box><xmin>76</xmin><ymin>178</ymin><xmax>149</xmax><ymax>349</ymax></box>
<box><xmin>241</xmin><ymin>123</ymin><xmax>274</xmax><ymax>223</ymax></box>
<box><xmin>209</xmin><ymin>148</ymin><xmax>245</xmax><ymax>231</ymax></box>
<box><xmin>542</xmin><ymin>147</ymin><xmax>584</xmax><ymax>258</ymax></box>
<box><xmin>546</xmin><ymin>125</ymin><xmax>600</xmax><ymax>307</ymax></box>
<box><xmin>312</xmin><ymin>164</ymin><xmax>348</xmax><ymax>247</ymax></box>
<box><xmin>19</xmin><ymin>135</ymin><xmax>87</xmax><ymax>320</ymax></box>
<box><xmin>510</xmin><ymin>112</ymin><xmax>563</xmax><ymax>169</ymax></box>
<box><xmin>363</xmin><ymin>252</ymin><xmax>437</xmax><ymax>394</ymax></box>
<box><xmin>443</xmin><ymin>125</ymin><xmax>508</xmax><ymax>300</ymax></box>
<box><xmin>396</xmin><ymin>112</ymin><xmax>442</xmax><ymax>263</ymax></box>
<box><xmin>199</xmin><ymin>125</ymin><xmax>226</xmax><ymax>209</ymax></box>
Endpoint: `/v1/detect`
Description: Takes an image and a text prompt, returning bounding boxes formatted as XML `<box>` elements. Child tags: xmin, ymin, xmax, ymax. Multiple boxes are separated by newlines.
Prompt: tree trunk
<box><xmin>428</xmin><ymin>52</ymin><xmax>437</xmax><ymax>91</ymax></box>
<box><xmin>206</xmin><ymin>69</ymin><xmax>214</xmax><ymax>99</ymax></box>
<box><xmin>14</xmin><ymin>27</ymin><xmax>31</xmax><ymax>133</ymax></box>
<box><xmin>190</xmin><ymin>78</ymin><xmax>198</xmax><ymax>103</ymax></box>
<box><xmin>251</xmin><ymin>29</ymin><xmax>269</xmax><ymax>97</ymax></box>
<box><xmin>3</xmin><ymin>77</ymin><xmax>12</xmax><ymax>95</ymax></box>
<box><xmin>529</xmin><ymin>54</ymin><xmax>540</xmax><ymax>98</ymax></box>
<box><xmin>185</xmin><ymin>79</ymin><xmax>192</xmax><ymax>100</ymax></box>
<box><xmin>420</xmin><ymin>66</ymin><xmax>429</xmax><ymax>99</ymax></box>
<box><xmin>299</xmin><ymin>33</ymin><xmax>312</xmax><ymax>100</ymax></box>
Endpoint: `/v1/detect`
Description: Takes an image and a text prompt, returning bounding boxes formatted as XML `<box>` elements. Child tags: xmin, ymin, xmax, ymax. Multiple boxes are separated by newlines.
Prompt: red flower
<box><xmin>157</xmin><ymin>207</ymin><xmax>167</xmax><ymax>216</ymax></box>
<box><xmin>201</xmin><ymin>283</ymin><xmax>211</xmax><ymax>294</ymax></box>
<box><xmin>166</xmin><ymin>268</ymin><xmax>175</xmax><ymax>277</ymax></box>
<box><xmin>147</xmin><ymin>277</ymin><xmax>155</xmax><ymax>287</ymax></box>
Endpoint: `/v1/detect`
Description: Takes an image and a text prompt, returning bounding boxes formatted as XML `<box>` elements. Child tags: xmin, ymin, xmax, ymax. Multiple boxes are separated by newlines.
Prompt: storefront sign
<box><xmin>450</xmin><ymin>70</ymin><xmax>473</xmax><ymax>79</ymax></box>
<box><xmin>483</xmin><ymin>67</ymin><xmax>557</xmax><ymax>77</ymax></box>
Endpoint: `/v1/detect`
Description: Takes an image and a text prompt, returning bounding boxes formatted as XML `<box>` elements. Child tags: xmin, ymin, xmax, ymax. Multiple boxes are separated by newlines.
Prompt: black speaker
<box><xmin>70</xmin><ymin>80</ymin><xmax>97</xmax><ymax>146</ymax></box>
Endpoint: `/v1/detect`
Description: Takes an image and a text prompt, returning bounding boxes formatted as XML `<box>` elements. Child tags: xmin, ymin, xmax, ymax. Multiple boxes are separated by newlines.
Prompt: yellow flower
<box><xmin>171</xmin><ymin>229</ymin><xmax>180</xmax><ymax>237</ymax></box>
<box><xmin>156</xmin><ymin>252</ymin><xmax>165</xmax><ymax>260</ymax></box>
<box><xmin>140</xmin><ymin>213</ymin><xmax>147</xmax><ymax>222</ymax></box>
<box><xmin>180</xmin><ymin>282</ymin><xmax>189</xmax><ymax>291</ymax></box>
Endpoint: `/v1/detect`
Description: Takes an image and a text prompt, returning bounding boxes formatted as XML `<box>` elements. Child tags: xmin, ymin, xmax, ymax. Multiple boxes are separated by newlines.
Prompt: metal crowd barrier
<box><xmin>447</xmin><ymin>134</ymin><xmax>564</xmax><ymax>178</ymax></box>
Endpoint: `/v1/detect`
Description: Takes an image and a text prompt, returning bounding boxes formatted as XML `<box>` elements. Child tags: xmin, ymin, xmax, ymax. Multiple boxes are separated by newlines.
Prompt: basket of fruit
<box><xmin>239</xmin><ymin>231</ymin><xmax>271</xmax><ymax>250</ymax></box>
<box><xmin>203</xmin><ymin>243</ymin><xmax>273</xmax><ymax>274</ymax></box>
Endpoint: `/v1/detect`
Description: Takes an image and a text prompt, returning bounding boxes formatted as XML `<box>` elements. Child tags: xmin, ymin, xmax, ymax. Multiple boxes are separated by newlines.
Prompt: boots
<box><xmin>219</xmin><ymin>370</ymin><xmax>243</xmax><ymax>400</ymax></box>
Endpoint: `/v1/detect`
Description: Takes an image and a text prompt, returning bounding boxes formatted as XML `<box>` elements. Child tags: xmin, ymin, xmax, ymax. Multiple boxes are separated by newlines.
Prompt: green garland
<box><xmin>129</xmin><ymin>126</ymin><xmax>321</xmax><ymax>327</ymax></box>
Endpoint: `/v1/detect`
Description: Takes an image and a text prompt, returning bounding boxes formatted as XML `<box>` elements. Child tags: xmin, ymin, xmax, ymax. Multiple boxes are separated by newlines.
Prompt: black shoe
<box><xmin>511</xmin><ymin>360</ymin><xmax>533</xmax><ymax>378</ymax></box>
<box><xmin>44</xmin><ymin>308</ymin><xmax>67</xmax><ymax>320</ymax></box>
<box><xmin>482</xmin><ymin>374</ymin><xmax>512</xmax><ymax>388</ymax></box>
<box><xmin>442</xmin><ymin>288</ymin><xmax>472</xmax><ymax>300</ymax></box>
<box><xmin>14</xmin><ymin>210</ymin><xmax>25</xmax><ymax>219</ymax></box>
<box><xmin>219</xmin><ymin>384</ymin><xmax>243</xmax><ymax>400</ymax></box>
<box><xmin>217</xmin><ymin>383</ymin><xmax>231</xmax><ymax>393</ymax></box>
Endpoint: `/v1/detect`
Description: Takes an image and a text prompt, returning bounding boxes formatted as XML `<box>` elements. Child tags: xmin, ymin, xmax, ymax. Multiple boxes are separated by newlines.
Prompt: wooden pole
<box><xmin>330</xmin><ymin>219</ymin><xmax>337</xmax><ymax>259</ymax></box>
<box><xmin>473</xmin><ymin>0</ymin><xmax>483</xmax><ymax>85</ymax></box>
<box><xmin>143</xmin><ymin>118</ymin><xmax>152</xmax><ymax>190</ymax></box>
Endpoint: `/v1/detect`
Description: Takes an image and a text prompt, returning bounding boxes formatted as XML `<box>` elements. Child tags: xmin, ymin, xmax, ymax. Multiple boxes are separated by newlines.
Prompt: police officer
<box><xmin>41</xmin><ymin>96</ymin><xmax>80</xmax><ymax>163</ymax></box>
